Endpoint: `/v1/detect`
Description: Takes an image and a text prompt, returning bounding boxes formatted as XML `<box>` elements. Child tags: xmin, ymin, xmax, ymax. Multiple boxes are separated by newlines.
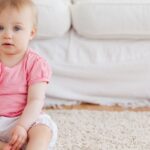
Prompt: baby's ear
<box><xmin>30</xmin><ymin>27</ymin><xmax>37</xmax><ymax>40</ymax></box>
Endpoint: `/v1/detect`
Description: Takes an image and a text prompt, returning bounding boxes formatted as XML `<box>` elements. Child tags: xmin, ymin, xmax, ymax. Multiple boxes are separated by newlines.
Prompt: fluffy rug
<box><xmin>46</xmin><ymin>110</ymin><xmax>150</xmax><ymax>150</ymax></box>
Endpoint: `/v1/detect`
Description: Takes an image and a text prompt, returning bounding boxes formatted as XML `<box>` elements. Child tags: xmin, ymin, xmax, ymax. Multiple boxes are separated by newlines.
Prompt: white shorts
<box><xmin>0</xmin><ymin>113</ymin><xmax>57</xmax><ymax>150</ymax></box>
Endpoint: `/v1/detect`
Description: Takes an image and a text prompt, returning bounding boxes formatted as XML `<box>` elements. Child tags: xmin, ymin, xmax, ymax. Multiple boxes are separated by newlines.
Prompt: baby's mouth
<box><xmin>2</xmin><ymin>43</ymin><xmax>14</xmax><ymax>46</ymax></box>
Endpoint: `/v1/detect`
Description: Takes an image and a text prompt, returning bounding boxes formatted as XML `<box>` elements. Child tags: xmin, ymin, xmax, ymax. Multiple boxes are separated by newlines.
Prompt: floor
<box><xmin>46</xmin><ymin>102</ymin><xmax>150</xmax><ymax>111</ymax></box>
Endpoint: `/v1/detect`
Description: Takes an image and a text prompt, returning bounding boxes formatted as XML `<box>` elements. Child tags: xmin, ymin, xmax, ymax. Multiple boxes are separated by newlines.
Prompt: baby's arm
<box><xmin>17</xmin><ymin>82</ymin><xmax>47</xmax><ymax>129</ymax></box>
<box><xmin>9</xmin><ymin>82</ymin><xmax>47</xmax><ymax>149</ymax></box>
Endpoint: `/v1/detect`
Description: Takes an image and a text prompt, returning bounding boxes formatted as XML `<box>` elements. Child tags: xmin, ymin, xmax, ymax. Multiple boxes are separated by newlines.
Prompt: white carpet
<box><xmin>47</xmin><ymin>110</ymin><xmax>150</xmax><ymax>150</ymax></box>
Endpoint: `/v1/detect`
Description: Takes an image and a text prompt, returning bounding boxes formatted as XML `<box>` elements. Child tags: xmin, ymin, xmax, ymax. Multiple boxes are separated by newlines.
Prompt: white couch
<box><xmin>30</xmin><ymin>0</ymin><xmax>150</xmax><ymax>107</ymax></box>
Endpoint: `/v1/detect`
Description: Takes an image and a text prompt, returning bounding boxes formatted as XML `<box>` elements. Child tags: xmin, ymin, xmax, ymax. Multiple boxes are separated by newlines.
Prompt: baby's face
<box><xmin>0</xmin><ymin>6</ymin><xmax>36</xmax><ymax>56</ymax></box>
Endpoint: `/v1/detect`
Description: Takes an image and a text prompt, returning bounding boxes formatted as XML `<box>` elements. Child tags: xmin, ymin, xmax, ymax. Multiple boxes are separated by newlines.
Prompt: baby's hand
<box><xmin>9</xmin><ymin>125</ymin><xmax>27</xmax><ymax>150</ymax></box>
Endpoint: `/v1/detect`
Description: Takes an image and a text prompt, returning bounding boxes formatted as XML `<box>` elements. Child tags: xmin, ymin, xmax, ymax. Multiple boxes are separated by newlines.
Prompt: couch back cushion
<box><xmin>71</xmin><ymin>0</ymin><xmax>150</xmax><ymax>39</ymax></box>
<box><xmin>34</xmin><ymin>0</ymin><xmax>71</xmax><ymax>39</ymax></box>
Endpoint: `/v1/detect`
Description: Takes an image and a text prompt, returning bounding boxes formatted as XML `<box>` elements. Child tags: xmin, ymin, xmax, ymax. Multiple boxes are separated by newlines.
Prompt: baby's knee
<box><xmin>0</xmin><ymin>141</ymin><xmax>11</xmax><ymax>150</ymax></box>
<box><xmin>28</xmin><ymin>124</ymin><xmax>52</xmax><ymax>140</ymax></box>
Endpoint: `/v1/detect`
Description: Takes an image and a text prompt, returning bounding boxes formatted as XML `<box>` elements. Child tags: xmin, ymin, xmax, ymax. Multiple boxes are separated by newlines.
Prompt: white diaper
<box><xmin>0</xmin><ymin>113</ymin><xmax>57</xmax><ymax>150</ymax></box>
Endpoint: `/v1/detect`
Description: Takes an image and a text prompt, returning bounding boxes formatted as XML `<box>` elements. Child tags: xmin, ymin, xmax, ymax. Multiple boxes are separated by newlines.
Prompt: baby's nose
<box><xmin>3</xmin><ymin>30</ymin><xmax>13</xmax><ymax>39</ymax></box>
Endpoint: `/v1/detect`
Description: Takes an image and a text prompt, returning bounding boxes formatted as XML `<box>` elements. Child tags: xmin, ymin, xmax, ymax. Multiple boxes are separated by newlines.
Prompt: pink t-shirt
<box><xmin>0</xmin><ymin>49</ymin><xmax>51</xmax><ymax>117</ymax></box>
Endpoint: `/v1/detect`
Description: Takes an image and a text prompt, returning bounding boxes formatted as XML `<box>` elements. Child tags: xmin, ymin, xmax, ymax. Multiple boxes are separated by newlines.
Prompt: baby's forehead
<box><xmin>0</xmin><ymin>6</ymin><xmax>31</xmax><ymax>17</ymax></box>
<box><xmin>0</xmin><ymin>4</ymin><xmax>37</xmax><ymax>27</ymax></box>
<box><xmin>0</xmin><ymin>0</ymin><xmax>37</xmax><ymax>27</ymax></box>
<box><xmin>0</xmin><ymin>7</ymin><xmax>34</xmax><ymax>25</ymax></box>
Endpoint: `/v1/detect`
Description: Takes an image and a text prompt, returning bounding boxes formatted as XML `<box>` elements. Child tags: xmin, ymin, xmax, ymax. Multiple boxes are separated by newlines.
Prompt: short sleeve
<box><xmin>27</xmin><ymin>58</ymin><xmax>52</xmax><ymax>86</ymax></box>
<box><xmin>0</xmin><ymin>63</ymin><xmax>2</xmax><ymax>82</ymax></box>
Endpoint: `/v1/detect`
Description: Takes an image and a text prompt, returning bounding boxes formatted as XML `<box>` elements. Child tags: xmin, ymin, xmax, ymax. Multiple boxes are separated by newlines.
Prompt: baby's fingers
<box><xmin>11</xmin><ymin>136</ymin><xmax>25</xmax><ymax>150</ymax></box>
<box><xmin>9</xmin><ymin>134</ymin><xmax>18</xmax><ymax>145</ymax></box>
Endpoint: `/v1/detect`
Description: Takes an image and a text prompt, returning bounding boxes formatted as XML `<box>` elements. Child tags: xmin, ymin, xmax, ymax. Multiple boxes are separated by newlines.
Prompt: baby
<box><xmin>0</xmin><ymin>0</ymin><xmax>57</xmax><ymax>150</ymax></box>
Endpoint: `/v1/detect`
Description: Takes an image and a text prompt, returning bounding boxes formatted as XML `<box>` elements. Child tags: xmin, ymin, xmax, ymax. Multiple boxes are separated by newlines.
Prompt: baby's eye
<box><xmin>0</xmin><ymin>25</ymin><xmax>4</xmax><ymax>31</ymax></box>
<box><xmin>13</xmin><ymin>26</ymin><xmax>22</xmax><ymax>31</ymax></box>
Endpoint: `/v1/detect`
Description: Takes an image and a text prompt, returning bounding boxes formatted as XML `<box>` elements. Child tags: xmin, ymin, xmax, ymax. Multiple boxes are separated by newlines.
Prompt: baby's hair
<box><xmin>0</xmin><ymin>0</ymin><xmax>38</xmax><ymax>27</ymax></box>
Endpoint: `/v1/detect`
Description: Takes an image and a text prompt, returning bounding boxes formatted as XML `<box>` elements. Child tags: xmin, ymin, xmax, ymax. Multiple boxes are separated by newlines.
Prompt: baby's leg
<box><xmin>0</xmin><ymin>141</ymin><xmax>11</xmax><ymax>150</ymax></box>
<box><xmin>26</xmin><ymin>124</ymin><xmax>52</xmax><ymax>150</ymax></box>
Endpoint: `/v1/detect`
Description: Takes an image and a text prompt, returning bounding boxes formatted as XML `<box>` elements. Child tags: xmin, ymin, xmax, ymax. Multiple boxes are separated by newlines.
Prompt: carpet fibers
<box><xmin>46</xmin><ymin>110</ymin><xmax>150</xmax><ymax>150</ymax></box>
